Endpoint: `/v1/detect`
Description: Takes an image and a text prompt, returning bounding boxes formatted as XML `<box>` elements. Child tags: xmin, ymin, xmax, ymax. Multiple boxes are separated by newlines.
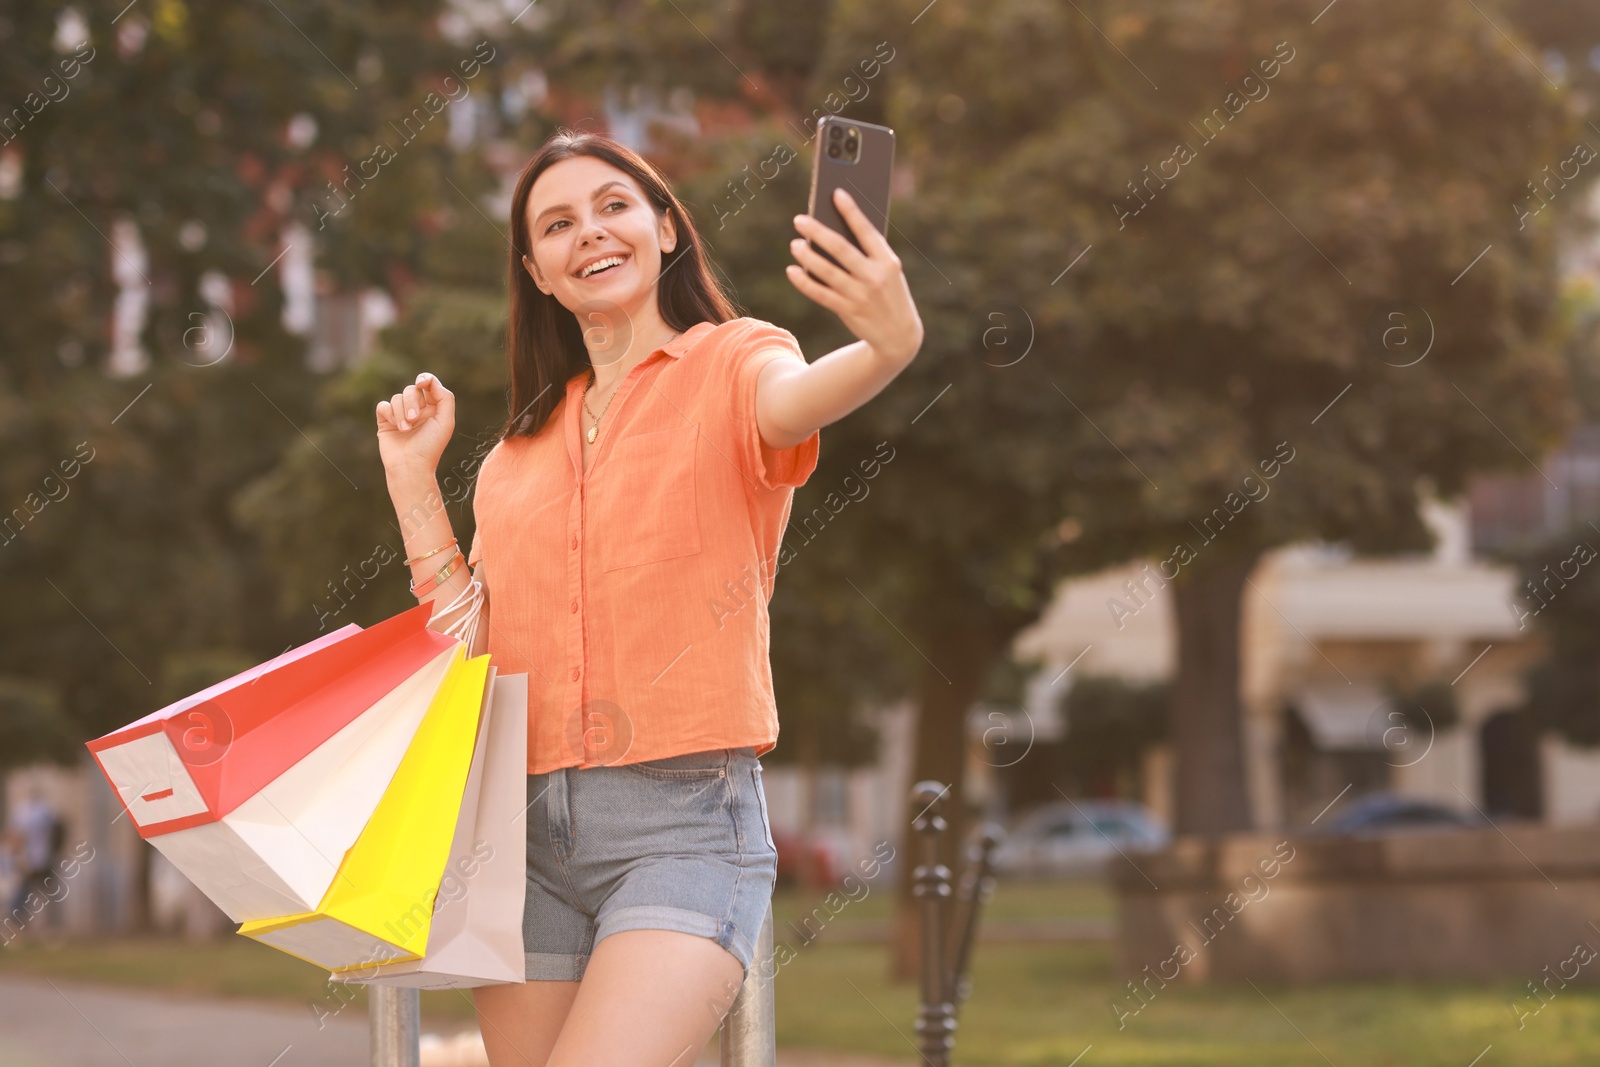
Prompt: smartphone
<box><xmin>805</xmin><ymin>115</ymin><xmax>895</xmax><ymax>276</ymax></box>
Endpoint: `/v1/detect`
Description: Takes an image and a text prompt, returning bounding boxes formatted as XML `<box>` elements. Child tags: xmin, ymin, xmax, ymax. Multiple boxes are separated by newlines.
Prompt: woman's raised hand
<box><xmin>376</xmin><ymin>372</ymin><xmax>456</xmax><ymax>477</ymax></box>
<box><xmin>786</xmin><ymin>187</ymin><xmax>924</xmax><ymax>366</ymax></box>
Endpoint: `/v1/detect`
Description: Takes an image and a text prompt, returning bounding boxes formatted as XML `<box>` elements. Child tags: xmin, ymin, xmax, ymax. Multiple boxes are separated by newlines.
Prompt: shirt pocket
<box><xmin>600</xmin><ymin>422</ymin><xmax>702</xmax><ymax>571</ymax></box>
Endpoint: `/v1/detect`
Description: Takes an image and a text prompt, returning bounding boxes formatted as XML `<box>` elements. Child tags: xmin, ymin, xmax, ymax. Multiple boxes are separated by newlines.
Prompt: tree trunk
<box><xmin>1169</xmin><ymin>551</ymin><xmax>1262</xmax><ymax>835</ymax></box>
<box><xmin>127</xmin><ymin>839</ymin><xmax>155</xmax><ymax>934</ymax></box>
<box><xmin>888</xmin><ymin>627</ymin><xmax>995</xmax><ymax>982</ymax></box>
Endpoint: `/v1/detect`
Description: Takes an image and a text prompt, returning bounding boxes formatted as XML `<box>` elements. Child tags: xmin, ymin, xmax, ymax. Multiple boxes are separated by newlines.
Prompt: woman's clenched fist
<box><xmin>376</xmin><ymin>372</ymin><xmax>456</xmax><ymax>478</ymax></box>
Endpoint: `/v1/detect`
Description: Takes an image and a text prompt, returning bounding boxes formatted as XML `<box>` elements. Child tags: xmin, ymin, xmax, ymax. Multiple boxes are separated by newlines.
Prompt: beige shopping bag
<box><xmin>334</xmin><ymin>667</ymin><xmax>529</xmax><ymax>988</ymax></box>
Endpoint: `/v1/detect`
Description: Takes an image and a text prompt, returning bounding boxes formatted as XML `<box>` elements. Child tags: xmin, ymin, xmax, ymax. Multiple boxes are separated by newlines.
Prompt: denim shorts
<box><xmin>522</xmin><ymin>745</ymin><xmax>778</xmax><ymax>981</ymax></box>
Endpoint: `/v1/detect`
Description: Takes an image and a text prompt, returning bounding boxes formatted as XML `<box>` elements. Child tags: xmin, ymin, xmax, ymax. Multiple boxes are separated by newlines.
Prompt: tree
<box><xmin>0</xmin><ymin>0</ymin><xmax>484</xmax><ymax>731</ymax></box>
<box><xmin>876</xmin><ymin>0</ymin><xmax>1594</xmax><ymax>839</ymax></box>
<box><xmin>0</xmin><ymin>0</ymin><xmax>480</xmax><ymax>928</ymax></box>
<box><xmin>1502</xmin><ymin>289</ymin><xmax>1600</xmax><ymax>743</ymax></box>
<box><xmin>742</xmin><ymin>0</ymin><xmax>1600</xmax><ymax>977</ymax></box>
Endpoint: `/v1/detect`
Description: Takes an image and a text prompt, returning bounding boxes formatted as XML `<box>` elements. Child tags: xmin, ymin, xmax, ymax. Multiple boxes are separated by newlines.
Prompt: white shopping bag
<box><xmin>335</xmin><ymin>667</ymin><xmax>529</xmax><ymax>988</ymax></box>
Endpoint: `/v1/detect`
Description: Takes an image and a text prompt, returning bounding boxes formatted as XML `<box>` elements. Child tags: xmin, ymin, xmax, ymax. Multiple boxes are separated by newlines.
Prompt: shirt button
<box><xmin>571</xmin><ymin>667</ymin><xmax>580</xmax><ymax>681</ymax></box>
<box><xmin>571</xmin><ymin>536</ymin><xmax>578</xmax><ymax>550</ymax></box>
<box><xmin>570</xmin><ymin>599</ymin><xmax>578</xmax><ymax>613</ymax></box>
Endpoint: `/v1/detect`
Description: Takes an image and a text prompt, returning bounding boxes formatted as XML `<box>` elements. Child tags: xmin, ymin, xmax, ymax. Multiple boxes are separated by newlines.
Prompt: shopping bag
<box><xmin>335</xmin><ymin>667</ymin><xmax>529</xmax><ymax>989</ymax></box>
<box><xmin>85</xmin><ymin>603</ymin><xmax>461</xmax><ymax>921</ymax></box>
<box><xmin>88</xmin><ymin>602</ymin><xmax>449</xmax><ymax>833</ymax></box>
<box><xmin>145</xmin><ymin>641</ymin><xmax>458</xmax><ymax>921</ymax></box>
<box><xmin>86</xmin><ymin>621</ymin><xmax>362</xmax><ymax>831</ymax></box>
<box><xmin>238</xmin><ymin>644</ymin><xmax>491</xmax><ymax>970</ymax></box>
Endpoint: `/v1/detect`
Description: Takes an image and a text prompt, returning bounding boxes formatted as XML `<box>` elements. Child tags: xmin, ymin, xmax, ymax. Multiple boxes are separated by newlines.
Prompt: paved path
<box><xmin>0</xmin><ymin>973</ymin><xmax>367</xmax><ymax>1067</ymax></box>
<box><xmin>0</xmin><ymin>974</ymin><xmax>923</xmax><ymax>1067</ymax></box>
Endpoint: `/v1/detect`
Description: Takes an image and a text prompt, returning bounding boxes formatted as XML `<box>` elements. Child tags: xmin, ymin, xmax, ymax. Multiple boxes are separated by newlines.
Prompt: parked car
<box><xmin>1314</xmin><ymin>792</ymin><xmax>1486</xmax><ymax>836</ymax></box>
<box><xmin>771</xmin><ymin>828</ymin><xmax>846</xmax><ymax>888</ymax></box>
<box><xmin>990</xmin><ymin>799</ymin><xmax>1169</xmax><ymax>879</ymax></box>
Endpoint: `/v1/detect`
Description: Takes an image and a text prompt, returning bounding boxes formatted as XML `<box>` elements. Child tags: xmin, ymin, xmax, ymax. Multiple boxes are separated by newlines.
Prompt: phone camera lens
<box><xmin>844</xmin><ymin>137</ymin><xmax>858</xmax><ymax>152</ymax></box>
<box><xmin>827</xmin><ymin>144</ymin><xmax>842</xmax><ymax>158</ymax></box>
<box><xmin>829</xmin><ymin>125</ymin><xmax>844</xmax><ymax>140</ymax></box>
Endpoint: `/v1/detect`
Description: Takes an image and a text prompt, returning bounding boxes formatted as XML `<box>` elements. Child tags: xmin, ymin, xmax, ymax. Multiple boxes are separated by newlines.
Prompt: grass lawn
<box><xmin>769</xmin><ymin>876</ymin><xmax>1113</xmax><ymax>934</ymax></box>
<box><xmin>777</xmin><ymin>940</ymin><xmax>1600</xmax><ymax>1066</ymax></box>
<box><xmin>3</xmin><ymin>880</ymin><xmax>1596</xmax><ymax>1065</ymax></box>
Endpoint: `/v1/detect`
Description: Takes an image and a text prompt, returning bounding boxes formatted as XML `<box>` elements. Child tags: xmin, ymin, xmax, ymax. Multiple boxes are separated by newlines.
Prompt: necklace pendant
<box><xmin>586</xmin><ymin>425</ymin><xmax>598</xmax><ymax>444</ymax></box>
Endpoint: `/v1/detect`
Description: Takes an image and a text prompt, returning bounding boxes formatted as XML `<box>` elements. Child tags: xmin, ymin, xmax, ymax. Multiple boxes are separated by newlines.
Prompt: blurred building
<box><xmin>1009</xmin><ymin>470</ymin><xmax>1600</xmax><ymax>832</ymax></box>
<box><xmin>758</xmin><ymin>436</ymin><xmax>1600</xmax><ymax>861</ymax></box>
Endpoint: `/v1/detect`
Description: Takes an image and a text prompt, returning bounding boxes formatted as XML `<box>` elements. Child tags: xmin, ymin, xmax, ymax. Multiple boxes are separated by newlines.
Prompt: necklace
<box><xmin>582</xmin><ymin>370</ymin><xmax>619</xmax><ymax>444</ymax></box>
<box><xmin>582</xmin><ymin>330</ymin><xmax>680</xmax><ymax>444</ymax></box>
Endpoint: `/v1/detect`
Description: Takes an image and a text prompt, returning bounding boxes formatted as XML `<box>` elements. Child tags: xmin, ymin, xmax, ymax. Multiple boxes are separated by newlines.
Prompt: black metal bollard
<box><xmin>945</xmin><ymin>822</ymin><xmax>1004</xmax><ymax>1012</ymax></box>
<box><xmin>911</xmin><ymin>780</ymin><xmax>957</xmax><ymax>1067</ymax></box>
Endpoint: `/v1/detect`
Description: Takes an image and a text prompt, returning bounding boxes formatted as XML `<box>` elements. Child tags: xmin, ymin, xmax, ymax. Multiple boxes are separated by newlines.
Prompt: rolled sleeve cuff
<box><xmin>735</xmin><ymin>324</ymin><xmax>820</xmax><ymax>491</ymax></box>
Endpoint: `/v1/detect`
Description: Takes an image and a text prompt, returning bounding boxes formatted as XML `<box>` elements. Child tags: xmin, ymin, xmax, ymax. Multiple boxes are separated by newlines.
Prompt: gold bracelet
<box><xmin>410</xmin><ymin>551</ymin><xmax>465</xmax><ymax>598</ymax></box>
<box><xmin>404</xmin><ymin>537</ymin><xmax>458</xmax><ymax>567</ymax></box>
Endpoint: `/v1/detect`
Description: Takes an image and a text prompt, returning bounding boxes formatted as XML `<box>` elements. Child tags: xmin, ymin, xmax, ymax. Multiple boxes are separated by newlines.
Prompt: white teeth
<box><xmin>579</xmin><ymin>255</ymin><xmax>625</xmax><ymax>278</ymax></box>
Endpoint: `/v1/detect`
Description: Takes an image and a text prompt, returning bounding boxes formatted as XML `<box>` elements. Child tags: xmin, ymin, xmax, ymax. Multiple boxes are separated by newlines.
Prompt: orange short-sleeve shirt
<box><xmin>467</xmin><ymin>317</ymin><xmax>819</xmax><ymax>774</ymax></box>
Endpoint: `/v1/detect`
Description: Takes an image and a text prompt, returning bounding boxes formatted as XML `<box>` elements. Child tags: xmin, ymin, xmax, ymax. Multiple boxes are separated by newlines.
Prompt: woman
<box><xmin>375</xmin><ymin>129</ymin><xmax>922</xmax><ymax>1065</ymax></box>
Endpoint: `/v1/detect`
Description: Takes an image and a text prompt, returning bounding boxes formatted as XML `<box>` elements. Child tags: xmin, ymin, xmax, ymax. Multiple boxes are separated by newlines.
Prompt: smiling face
<box><xmin>521</xmin><ymin>155</ymin><xmax>678</xmax><ymax>319</ymax></box>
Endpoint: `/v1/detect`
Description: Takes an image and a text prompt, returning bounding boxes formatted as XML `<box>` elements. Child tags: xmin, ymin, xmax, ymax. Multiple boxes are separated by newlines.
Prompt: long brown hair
<box><xmin>499</xmin><ymin>130</ymin><xmax>739</xmax><ymax>440</ymax></box>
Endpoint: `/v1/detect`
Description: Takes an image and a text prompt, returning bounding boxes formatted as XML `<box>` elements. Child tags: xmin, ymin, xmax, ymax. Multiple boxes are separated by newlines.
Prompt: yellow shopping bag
<box><xmin>238</xmin><ymin>644</ymin><xmax>491</xmax><ymax>970</ymax></box>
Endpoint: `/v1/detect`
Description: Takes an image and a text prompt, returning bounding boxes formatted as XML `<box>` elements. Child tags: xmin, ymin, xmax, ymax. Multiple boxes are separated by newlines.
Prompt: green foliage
<box><xmin>157</xmin><ymin>650</ymin><xmax>260</xmax><ymax>707</ymax></box>
<box><xmin>1389</xmin><ymin>678</ymin><xmax>1461</xmax><ymax>734</ymax></box>
<box><xmin>231</xmin><ymin>158</ymin><xmax>515</xmax><ymax>629</ymax></box>
<box><xmin>0</xmin><ymin>0</ymin><xmax>487</xmax><ymax>742</ymax></box>
<box><xmin>1059</xmin><ymin>674</ymin><xmax>1171</xmax><ymax>786</ymax></box>
<box><xmin>1512</xmin><ymin>525</ymin><xmax>1600</xmax><ymax>745</ymax></box>
<box><xmin>1498</xmin><ymin>275</ymin><xmax>1600</xmax><ymax>746</ymax></box>
<box><xmin>1548</xmin><ymin>294</ymin><xmax>1600</xmax><ymax>425</ymax></box>
<box><xmin>898</xmin><ymin>0</ymin><xmax>1589</xmax><ymax>569</ymax></box>
<box><xmin>0</xmin><ymin>677</ymin><xmax>75</xmax><ymax>768</ymax></box>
